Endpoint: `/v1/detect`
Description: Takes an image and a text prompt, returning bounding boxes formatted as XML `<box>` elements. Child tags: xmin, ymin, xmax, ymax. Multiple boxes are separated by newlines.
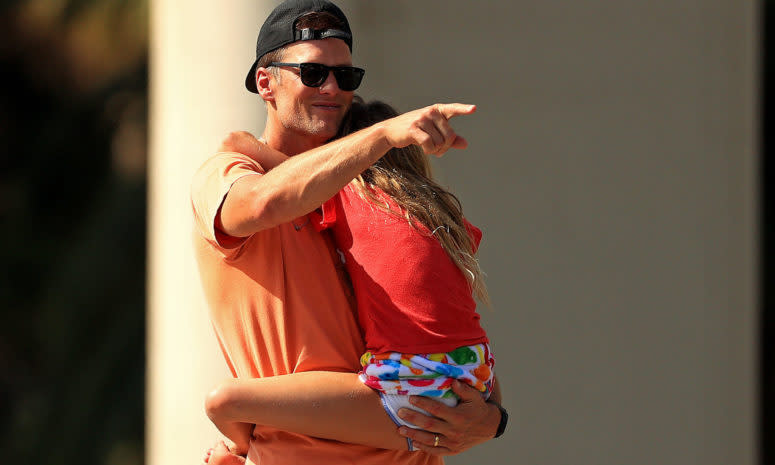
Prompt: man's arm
<box><xmin>218</xmin><ymin>103</ymin><xmax>475</xmax><ymax>237</ymax></box>
<box><xmin>205</xmin><ymin>371</ymin><xmax>503</xmax><ymax>454</ymax></box>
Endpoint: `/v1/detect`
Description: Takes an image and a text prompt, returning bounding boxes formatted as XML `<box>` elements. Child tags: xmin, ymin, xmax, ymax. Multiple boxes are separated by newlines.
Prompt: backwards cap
<box><xmin>245</xmin><ymin>0</ymin><xmax>353</xmax><ymax>93</ymax></box>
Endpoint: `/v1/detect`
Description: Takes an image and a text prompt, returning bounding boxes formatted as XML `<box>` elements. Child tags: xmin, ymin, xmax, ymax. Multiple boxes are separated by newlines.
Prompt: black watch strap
<box><xmin>488</xmin><ymin>401</ymin><xmax>509</xmax><ymax>438</ymax></box>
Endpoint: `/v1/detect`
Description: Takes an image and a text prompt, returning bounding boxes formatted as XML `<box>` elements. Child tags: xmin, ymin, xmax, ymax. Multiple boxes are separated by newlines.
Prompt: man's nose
<box><xmin>318</xmin><ymin>70</ymin><xmax>340</xmax><ymax>94</ymax></box>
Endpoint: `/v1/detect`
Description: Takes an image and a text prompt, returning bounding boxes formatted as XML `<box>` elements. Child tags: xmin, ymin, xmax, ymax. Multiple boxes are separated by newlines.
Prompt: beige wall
<box><xmin>149</xmin><ymin>1</ymin><xmax>758</xmax><ymax>464</ymax></box>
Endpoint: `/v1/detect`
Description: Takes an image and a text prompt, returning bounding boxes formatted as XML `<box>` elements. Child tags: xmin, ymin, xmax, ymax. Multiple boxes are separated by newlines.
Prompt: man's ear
<box><xmin>256</xmin><ymin>68</ymin><xmax>274</xmax><ymax>102</ymax></box>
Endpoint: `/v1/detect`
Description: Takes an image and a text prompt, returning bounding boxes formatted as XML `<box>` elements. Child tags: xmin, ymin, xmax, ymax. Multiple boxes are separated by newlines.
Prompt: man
<box><xmin>191</xmin><ymin>1</ymin><xmax>506</xmax><ymax>463</ymax></box>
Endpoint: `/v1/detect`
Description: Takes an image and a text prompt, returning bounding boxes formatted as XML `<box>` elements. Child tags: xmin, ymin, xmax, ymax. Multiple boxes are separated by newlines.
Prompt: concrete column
<box><xmin>147</xmin><ymin>2</ymin><xmax>272</xmax><ymax>464</ymax></box>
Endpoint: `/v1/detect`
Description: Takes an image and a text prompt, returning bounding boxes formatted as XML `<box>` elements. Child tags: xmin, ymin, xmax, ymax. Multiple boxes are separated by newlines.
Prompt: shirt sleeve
<box><xmin>310</xmin><ymin>195</ymin><xmax>338</xmax><ymax>232</ymax></box>
<box><xmin>191</xmin><ymin>152</ymin><xmax>265</xmax><ymax>249</ymax></box>
<box><xmin>463</xmin><ymin>218</ymin><xmax>483</xmax><ymax>254</ymax></box>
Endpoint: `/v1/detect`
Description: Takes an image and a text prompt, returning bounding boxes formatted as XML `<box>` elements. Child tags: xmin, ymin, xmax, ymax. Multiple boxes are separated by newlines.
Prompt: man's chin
<box><xmin>309</xmin><ymin>119</ymin><xmax>345</xmax><ymax>141</ymax></box>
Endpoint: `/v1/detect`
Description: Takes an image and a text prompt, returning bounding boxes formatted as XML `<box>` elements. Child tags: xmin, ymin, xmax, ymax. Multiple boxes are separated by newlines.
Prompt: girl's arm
<box><xmin>206</xmin><ymin>371</ymin><xmax>407</xmax><ymax>450</ymax></box>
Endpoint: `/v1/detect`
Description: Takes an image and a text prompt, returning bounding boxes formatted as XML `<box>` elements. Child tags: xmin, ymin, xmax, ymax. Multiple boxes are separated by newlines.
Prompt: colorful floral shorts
<box><xmin>359</xmin><ymin>343</ymin><xmax>496</xmax><ymax>400</ymax></box>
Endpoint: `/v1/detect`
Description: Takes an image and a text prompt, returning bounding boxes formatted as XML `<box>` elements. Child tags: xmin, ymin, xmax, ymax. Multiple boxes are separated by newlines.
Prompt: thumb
<box><xmin>450</xmin><ymin>135</ymin><xmax>469</xmax><ymax>150</ymax></box>
<box><xmin>436</xmin><ymin>103</ymin><xmax>477</xmax><ymax>120</ymax></box>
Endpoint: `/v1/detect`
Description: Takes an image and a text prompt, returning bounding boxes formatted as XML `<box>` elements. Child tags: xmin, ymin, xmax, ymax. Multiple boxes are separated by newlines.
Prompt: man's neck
<box><xmin>261</xmin><ymin>120</ymin><xmax>328</xmax><ymax>156</ymax></box>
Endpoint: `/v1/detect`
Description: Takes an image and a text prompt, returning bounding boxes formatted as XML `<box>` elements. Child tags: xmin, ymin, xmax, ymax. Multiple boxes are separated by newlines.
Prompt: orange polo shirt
<box><xmin>191</xmin><ymin>152</ymin><xmax>441</xmax><ymax>465</ymax></box>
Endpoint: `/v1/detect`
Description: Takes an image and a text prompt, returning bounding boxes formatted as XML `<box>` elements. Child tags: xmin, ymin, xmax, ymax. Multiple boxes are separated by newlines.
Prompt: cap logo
<box><xmin>295</xmin><ymin>28</ymin><xmax>352</xmax><ymax>43</ymax></box>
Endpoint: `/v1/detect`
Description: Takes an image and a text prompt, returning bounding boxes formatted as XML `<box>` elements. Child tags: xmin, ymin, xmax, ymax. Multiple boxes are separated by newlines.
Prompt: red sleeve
<box><xmin>463</xmin><ymin>218</ymin><xmax>483</xmax><ymax>253</ymax></box>
<box><xmin>310</xmin><ymin>194</ymin><xmax>338</xmax><ymax>232</ymax></box>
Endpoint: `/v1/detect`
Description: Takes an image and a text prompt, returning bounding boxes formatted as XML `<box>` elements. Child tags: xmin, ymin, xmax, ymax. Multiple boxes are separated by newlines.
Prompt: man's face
<box><xmin>269</xmin><ymin>39</ymin><xmax>355</xmax><ymax>143</ymax></box>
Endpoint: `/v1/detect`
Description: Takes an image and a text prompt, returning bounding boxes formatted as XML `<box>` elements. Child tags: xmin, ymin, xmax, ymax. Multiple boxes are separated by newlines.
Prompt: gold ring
<box><xmin>433</xmin><ymin>434</ymin><xmax>440</xmax><ymax>447</ymax></box>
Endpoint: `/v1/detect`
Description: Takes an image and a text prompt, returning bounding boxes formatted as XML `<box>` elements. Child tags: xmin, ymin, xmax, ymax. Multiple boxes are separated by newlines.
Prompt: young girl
<box><xmin>204</xmin><ymin>99</ymin><xmax>499</xmax><ymax>459</ymax></box>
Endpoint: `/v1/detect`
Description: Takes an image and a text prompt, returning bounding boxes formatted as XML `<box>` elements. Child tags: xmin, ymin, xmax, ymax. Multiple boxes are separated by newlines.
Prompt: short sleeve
<box><xmin>310</xmin><ymin>195</ymin><xmax>338</xmax><ymax>232</ymax></box>
<box><xmin>191</xmin><ymin>152</ymin><xmax>265</xmax><ymax>249</ymax></box>
<box><xmin>463</xmin><ymin>218</ymin><xmax>483</xmax><ymax>253</ymax></box>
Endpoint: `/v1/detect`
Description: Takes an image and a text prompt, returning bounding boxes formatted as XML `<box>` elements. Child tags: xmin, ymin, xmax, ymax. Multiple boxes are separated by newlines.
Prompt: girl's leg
<box><xmin>206</xmin><ymin>371</ymin><xmax>408</xmax><ymax>451</ymax></box>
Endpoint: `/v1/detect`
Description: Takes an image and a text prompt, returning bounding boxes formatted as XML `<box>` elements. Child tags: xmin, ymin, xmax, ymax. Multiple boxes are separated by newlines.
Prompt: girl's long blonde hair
<box><xmin>337</xmin><ymin>98</ymin><xmax>490</xmax><ymax>305</ymax></box>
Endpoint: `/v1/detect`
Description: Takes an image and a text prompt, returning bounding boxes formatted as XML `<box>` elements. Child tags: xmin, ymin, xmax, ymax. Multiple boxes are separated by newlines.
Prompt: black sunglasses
<box><xmin>268</xmin><ymin>62</ymin><xmax>365</xmax><ymax>91</ymax></box>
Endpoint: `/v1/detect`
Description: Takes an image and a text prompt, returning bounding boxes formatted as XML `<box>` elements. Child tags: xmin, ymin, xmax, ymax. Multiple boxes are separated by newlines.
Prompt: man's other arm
<box><xmin>205</xmin><ymin>371</ymin><xmax>504</xmax><ymax>454</ymax></box>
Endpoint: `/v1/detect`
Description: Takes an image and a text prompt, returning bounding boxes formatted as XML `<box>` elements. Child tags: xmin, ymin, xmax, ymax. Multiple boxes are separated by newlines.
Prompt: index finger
<box><xmin>402</xmin><ymin>396</ymin><xmax>459</xmax><ymax>428</ymax></box>
<box><xmin>435</xmin><ymin>103</ymin><xmax>477</xmax><ymax>120</ymax></box>
<box><xmin>450</xmin><ymin>379</ymin><xmax>486</xmax><ymax>401</ymax></box>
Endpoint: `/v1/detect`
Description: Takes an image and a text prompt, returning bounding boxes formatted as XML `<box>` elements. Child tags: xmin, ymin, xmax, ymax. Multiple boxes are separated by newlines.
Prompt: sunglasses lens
<box><xmin>299</xmin><ymin>64</ymin><xmax>328</xmax><ymax>87</ymax></box>
<box><xmin>334</xmin><ymin>68</ymin><xmax>364</xmax><ymax>91</ymax></box>
<box><xmin>297</xmin><ymin>64</ymin><xmax>364</xmax><ymax>91</ymax></box>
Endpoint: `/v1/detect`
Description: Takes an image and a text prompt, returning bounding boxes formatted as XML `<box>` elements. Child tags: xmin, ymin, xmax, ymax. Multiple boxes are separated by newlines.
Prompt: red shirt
<box><xmin>317</xmin><ymin>184</ymin><xmax>488</xmax><ymax>355</ymax></box>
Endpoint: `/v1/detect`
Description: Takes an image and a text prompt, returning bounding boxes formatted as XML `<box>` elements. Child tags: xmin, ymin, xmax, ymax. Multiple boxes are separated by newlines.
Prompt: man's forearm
<box><xmin>219</xmin><ymin>103</ymin><xmax>475</xmax><ymax>238</ymax></box>
<box><xmin>221</xmin><ymin>123</ymin><xmax>392</xmax><ymax>237</ymax></box>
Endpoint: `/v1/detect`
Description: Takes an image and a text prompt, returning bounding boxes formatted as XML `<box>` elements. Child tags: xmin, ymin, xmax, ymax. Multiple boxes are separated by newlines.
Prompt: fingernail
<box><xmin>398</xmin><ymin>427</ymin><xmax>408</xmax><ymax>436</ymax></box>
